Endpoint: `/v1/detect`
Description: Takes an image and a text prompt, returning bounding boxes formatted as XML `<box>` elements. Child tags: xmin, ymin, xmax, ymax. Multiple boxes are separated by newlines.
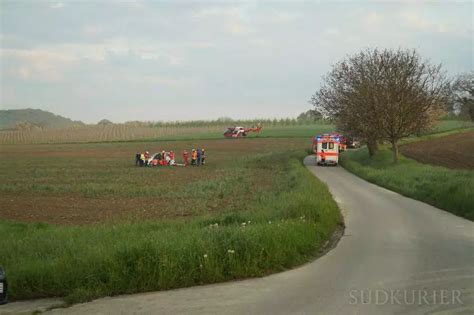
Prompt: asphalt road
<box><xmin>45</xmin><ymin>156</ymin><xmax>474</xmax><ymax>314</ymax></box>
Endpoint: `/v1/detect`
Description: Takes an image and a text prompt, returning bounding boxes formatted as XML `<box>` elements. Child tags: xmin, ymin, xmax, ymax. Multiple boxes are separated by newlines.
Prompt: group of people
<box><xmin>184</xmin><ymin>148</ymin><xmax>206</xmax><ymax>166</ymax></box>
<box><xmin>135</xmin><ymin>148</ymin><xmax>206</xmax><ymax>167</ymax></box>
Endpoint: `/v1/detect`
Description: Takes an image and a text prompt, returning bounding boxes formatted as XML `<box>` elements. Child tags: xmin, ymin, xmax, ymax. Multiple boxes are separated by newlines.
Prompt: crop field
<box><xmin>0</xmin><ymin>123</ymin><xmax>343</xmax><ymax>303</ymax></box>
<box><xmin>0</xmin><ymin>137</ymin><xmax>312</xmax><ymax>224</ymax></box>
<box><xmin>400</xmin><ymin>130</ymin><xmax>474</xmax><ymax>170</ymax></box>
<box><xmin>0</xmin><ymin>121</ymin><xmax>334</xmax><ymax>145</ymax></box>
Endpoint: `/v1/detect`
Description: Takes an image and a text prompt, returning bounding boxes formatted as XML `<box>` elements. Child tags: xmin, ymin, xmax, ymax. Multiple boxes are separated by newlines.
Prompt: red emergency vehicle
<box><xmin>312</xmin><ymin>133</ymin><xmax>341</xmax><ymax>166</ymax></box>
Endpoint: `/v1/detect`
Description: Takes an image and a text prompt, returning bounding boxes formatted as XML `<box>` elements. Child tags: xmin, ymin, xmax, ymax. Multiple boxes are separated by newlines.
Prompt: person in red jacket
<box><xmin>183</xmin><ymin>150</ymin><xmax>189</xmax><ymax>166</ymax></box>
<box><xmin>160</xmin><ymin>150</ymin><xmax>167</xmax><ymax>166</ymax></box>
<box><xmin>320</xmin><ymin>149</ymin><xmax>326</xmax><ymax>163</ymax></box>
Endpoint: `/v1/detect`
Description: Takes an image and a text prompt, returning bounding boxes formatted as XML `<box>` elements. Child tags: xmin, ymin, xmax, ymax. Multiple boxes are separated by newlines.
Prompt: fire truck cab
<box><xmin>312</xmin><ymin>134</ymin><xmax>340</xmax><ymax>166</ymax></box>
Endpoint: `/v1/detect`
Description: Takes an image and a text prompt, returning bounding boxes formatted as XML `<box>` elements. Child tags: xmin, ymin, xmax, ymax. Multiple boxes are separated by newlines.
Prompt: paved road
<box><xmin>45</xmin><ymin>156</ymin><xmax>474</xmax><ymax>314</ymax></box>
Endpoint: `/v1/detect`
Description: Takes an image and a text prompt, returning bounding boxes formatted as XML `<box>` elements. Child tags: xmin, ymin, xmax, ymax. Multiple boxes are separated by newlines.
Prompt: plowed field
<box><xmin>0</xmin><ymin>138</ymin><xmax>309</xmax><ymax>225</ymax></box>
<box><xmin>400</xmin><ymin>130</ymin><xmax>474</xmax><ymax>170</ymax></box>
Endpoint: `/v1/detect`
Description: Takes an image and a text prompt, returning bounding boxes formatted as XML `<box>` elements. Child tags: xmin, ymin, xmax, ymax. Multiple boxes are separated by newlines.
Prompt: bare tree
<box><xmin>311</xmin><ymin>48</ymin><xmax>450</xmax><ymax>163</ymax></box>
<box><xmin>451</xmin><ymin>72</ymin><xmax>474</xmax><ymax>121</ymax></box>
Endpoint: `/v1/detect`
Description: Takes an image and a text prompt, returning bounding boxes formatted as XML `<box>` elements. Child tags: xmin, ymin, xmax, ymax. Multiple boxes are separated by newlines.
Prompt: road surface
<box><xmin>24</xmin><ymin>156</ymin><xmax>474</xmax><ymax>314</ymax></box>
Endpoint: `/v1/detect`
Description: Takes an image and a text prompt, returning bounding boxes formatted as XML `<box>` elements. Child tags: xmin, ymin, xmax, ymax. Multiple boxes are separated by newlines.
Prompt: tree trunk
<box><xmin>468</xmin><ymin>101</ymin><xmax>474</xmax><ymax>122</ymax></box>
<box><xmin>367</xmin><ymin>138</ymin><xmax>379</xmax><ymax>157</ymax></box>
<box><xmin>391</xmin><ymin>140</ymin><xmax>399</xmax><ymax>163</ymax></box>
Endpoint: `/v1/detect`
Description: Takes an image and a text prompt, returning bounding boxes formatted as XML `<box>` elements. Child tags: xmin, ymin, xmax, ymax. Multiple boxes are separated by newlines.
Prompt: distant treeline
<box><xmin>124</xmin><ymin>114</ymin><xmax>328</xmax><ymax>128</ymax></box>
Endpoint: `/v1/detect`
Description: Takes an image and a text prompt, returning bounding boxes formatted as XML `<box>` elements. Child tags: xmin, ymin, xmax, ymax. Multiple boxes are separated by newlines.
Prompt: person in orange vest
<box><xmin>320</xmin><ymin>149</ymin><xmax>326</xmax><ymax>164</ymax></box>
<box><xmin>191</xmin><ymin>149</ymin><xmax>197</xmax><ymax>166</ymax></box>
<box><xmin>183</xmin><ymin>150</ymin><xmax>189</xmax><ymax>166</ymax></box>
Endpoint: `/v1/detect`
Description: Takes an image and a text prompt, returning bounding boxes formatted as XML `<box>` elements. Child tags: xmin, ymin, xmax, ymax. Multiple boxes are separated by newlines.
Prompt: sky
<box><xmin>1</xmin><ymin>0</ymin><xmax>472</xmax><ymax>123</ymax></box>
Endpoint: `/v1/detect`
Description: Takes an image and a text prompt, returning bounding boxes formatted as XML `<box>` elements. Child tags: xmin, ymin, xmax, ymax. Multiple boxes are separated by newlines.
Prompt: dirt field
<box><xmin>0</xmin><ymin>138</ymin><xmax>310</xmax><ymax>225</ymax></box>
<box><xmin>400</xmin><ymin>130</ymin><xmax>474</xmax><ymax>170</ymax></box>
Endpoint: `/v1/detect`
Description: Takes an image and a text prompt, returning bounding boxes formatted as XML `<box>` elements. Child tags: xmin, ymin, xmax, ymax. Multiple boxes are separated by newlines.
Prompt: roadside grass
<box><xmin>0</xmin><ymin>150</ymin><xmax>341</xmax><ymax>303</ymax></box>
<box><xmin>340</xmin><ymin>147</ymin><xmax>474</xmax><ymax>221</ymax></box>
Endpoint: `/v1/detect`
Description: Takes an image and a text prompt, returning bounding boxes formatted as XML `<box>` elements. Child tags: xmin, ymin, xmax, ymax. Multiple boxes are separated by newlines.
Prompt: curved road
<box><xmin>46</xmin><ymin>156</ymin><xmax>474</xmax><ymax>314</ymax></box>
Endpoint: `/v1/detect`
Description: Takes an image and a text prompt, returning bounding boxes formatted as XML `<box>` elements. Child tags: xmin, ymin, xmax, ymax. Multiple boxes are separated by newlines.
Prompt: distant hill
<box><xmin>0</xmin><ymin>108</ymin><xmax>84</xmax><ymax>130</ymax></box>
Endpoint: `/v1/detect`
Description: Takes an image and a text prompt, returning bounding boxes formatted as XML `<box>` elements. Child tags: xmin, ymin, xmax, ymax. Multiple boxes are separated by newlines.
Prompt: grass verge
<box><xmin>0</xmin><ymin>150</ymin><xmax>341</xmax><ymax>303</ymax></box>
<box><xmin>340</xmin><ymin>147</ymin><xmax>473</xmax><ymax>221</ymax></box>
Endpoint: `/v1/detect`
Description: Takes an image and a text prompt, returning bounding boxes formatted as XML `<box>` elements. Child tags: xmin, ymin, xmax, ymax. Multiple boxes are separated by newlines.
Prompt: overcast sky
<box><xmin>1</xmin><ymin>1</ymin><xmax>472</xmax><ymax>123</ymax></box>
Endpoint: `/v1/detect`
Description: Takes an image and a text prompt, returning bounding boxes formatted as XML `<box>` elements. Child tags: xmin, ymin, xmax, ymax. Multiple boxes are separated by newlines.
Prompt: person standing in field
<box><xmin>135</xmin><ymin>152</ymin><xmax>141</xmax><ymax>166</ymax></box>
<box><xmin>201</xmin><ymin>148</ymin><xmax>206</xmax><ymax>165</ymax></box>
<box><xmin>197</xmin><ymin>148</ymin><xmax>202</xmax><ymax>166</ymax></box>
<box><xmin>191</xmin><ymin>149</ymin><xmax>197</xmax><ymax>166</ymax></box>
<box><xmin>183</xmin><ymin>150</ymin><xmax>189</xmax><ymax>166</ymax></box>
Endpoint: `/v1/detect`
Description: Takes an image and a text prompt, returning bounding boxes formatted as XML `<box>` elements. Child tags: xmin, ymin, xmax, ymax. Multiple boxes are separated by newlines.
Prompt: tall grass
<box><xmin>0</xmin><ymin>150</ymin><xmax>341</xmax><ymax>303</ymax></box>
<box><xmin>340</xmin><ymin>148</ymin><xmax>474</xmax><ymax>221</ymax></box>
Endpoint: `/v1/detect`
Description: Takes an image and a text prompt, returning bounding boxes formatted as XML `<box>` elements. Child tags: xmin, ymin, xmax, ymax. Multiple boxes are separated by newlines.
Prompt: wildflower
<box><xmin>203</xmin><ymin>254</ymin><xmax>208</xmax><ymax>258</ymax></box>
<box><xmin>227</xmin><ymin>249</ymin><xmax>235</xmax><ymax>254</ymax></box>
<box><xmin>268</xmin><ymin>221</ymin><xmax>272</xmax><ymax>224</ymax></box>
<box><xmin>247</xmin><ymin>220</ymin><xmax>251</xmax><ymax>224</ymax></box>
<box><xmin>241</xmin><ymin>222</ymin><xmax>246</xmax><ymax>226</ymax></box>
<box><xmin>199</xmin><ymin>264</ymin><xmax>203</xmax><ymax>268</ymax></box>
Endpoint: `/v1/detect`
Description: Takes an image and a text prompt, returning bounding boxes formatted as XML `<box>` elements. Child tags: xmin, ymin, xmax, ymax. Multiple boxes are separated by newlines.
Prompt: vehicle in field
<box><xmin>330</xmin><ymin>132</ymin><xmax>348</xmax><ymax>151</ymax></box>
<box><xmin>346</xmin><ymin>137</ymin><xmax>361</xmax><ymax>148</ymax></box>
<box><xmin>224</xmin><ymin>125</ymin><xmax>262</xmax><ymax>138</ymax></box>
<box><xmin>312</xmin><ymin>133</ymin><xmax>341</xmax><ymax>166</ymax></box>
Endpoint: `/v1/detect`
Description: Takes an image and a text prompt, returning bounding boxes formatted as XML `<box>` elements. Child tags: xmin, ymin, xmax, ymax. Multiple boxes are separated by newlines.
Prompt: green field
<box><xmin>117</xmin><ymin>123</ymin><xmax>335</xmax><ymax>143</ymax></box>
<box><xmin>0</xmin><ymin>120</ymin><xmax>334</xmax><ymax>145</ymax></box>
<box><xmin>0</xmin><ymin>122</ymin><xmax>342</xmax><ymax>303</ymax></box>
<box><xmin>430</xmin><ymin>119</ymin><xmax>474</xmax><ymax>134</ymax></box>
<box><xmin>340</xmin><ymin>142</ymin><xmax>474</xmax><ymax>221</ymax></box>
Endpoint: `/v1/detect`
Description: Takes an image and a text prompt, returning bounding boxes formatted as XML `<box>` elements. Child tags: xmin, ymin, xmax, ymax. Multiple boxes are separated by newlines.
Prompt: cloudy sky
<box><xmin>1</xmin><ymin>1</ymin><xmax>472</xmax><ymax>123</ymax></box>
